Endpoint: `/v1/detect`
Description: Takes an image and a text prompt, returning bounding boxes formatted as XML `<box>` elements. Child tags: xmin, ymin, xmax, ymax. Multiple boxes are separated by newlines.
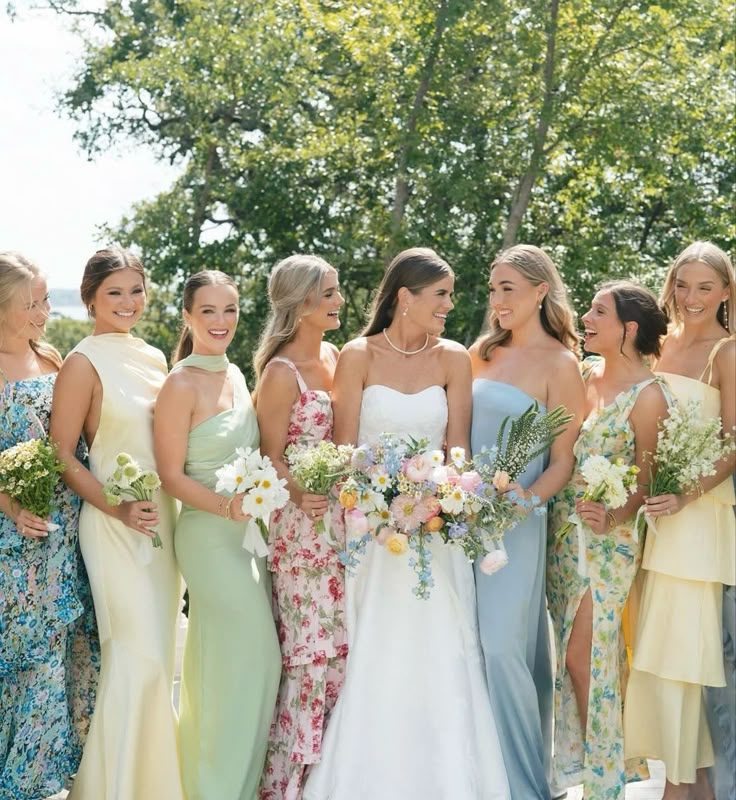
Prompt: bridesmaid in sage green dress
<box><xmin>155</xmin><ymin>270</ymin><xmax>281</xmax><ymax>800</ymax></box>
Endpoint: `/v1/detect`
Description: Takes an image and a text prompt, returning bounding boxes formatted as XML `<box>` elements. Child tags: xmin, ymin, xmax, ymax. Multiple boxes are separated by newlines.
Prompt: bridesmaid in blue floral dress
<box><xmin>0</xmin><ymin>252</ymin><xmax>99</xmax><ymax>800</ymax></box>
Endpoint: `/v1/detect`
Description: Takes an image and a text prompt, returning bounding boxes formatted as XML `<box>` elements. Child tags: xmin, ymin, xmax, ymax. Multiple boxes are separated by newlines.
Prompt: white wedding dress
<box><xmin>304</xmin><ymin>385</ymin><xmax>510</xmax><ymax>800</ymax></box>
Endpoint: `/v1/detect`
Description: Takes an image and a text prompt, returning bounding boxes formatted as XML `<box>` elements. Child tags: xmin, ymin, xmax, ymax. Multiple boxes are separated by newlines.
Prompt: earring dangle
<box><xmin>722</xmin><ymin>301</ymin><xmax>729</xmax><ymax>329</ymax></box>
<box><xmin>402</xmin><ymin>307</ymin><xmax>408</xmax><ymax>317</ymax></box>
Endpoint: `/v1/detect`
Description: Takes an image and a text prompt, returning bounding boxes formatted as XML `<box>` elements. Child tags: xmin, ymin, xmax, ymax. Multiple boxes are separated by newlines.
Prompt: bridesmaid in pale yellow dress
<box><xmin>624</xmin><ymin>242</ymin><xmax>736</xmax><ymax>800</ymax></box>
<box><xmin>155</xmin><ymin>270</ymin><xmax>280</xmax><ymax>800</ymax></box>
<box><xmin>51</xmin><ymin>248</ymin><xmax>184</xmax><ymax>800</ymax></box>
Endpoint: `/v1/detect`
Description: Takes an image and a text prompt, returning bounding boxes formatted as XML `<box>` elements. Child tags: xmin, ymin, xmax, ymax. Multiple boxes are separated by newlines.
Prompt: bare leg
<box><xmin>565</xmin><ymin>588</ymin><xmax>592</xmax><ymax>734</ymax></box>
<box><xmin>692</xmin><ymin>768</ymin><xmax>714</xmax><ymax>800</ymax></box>
<box><xmin>662</xmin><ymin>779</ymin><xmax>694</xmax><ymax>799</ymax></box>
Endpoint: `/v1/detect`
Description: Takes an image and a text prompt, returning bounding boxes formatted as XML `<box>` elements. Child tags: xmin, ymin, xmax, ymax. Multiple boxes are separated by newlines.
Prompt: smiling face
<box><xmin>581</xmin><ymin>289</ymin><xmax>625</xmax><ymax>355</ymax></box>
<box><xmin>301</xmin><ymin>268</ymin><xmax>344</xmax><ymax>334</ymax></box>
<box><xmin>674</xmin><ymin>261</ymin><xmax>729</xmax><ymax>327</ymax></box>
<box><xmin>3</xmin><ymin>276</ymin><xmax>51</xmax><ymax>343</ymax></box>
<box><xmin>184</xmin><ymin>283</ymin><xmax>240</xmax><ymax>355</ymax></box>
<box><xmin>91</xmin><ymin>268</ymin><xmax>147</xmax><ymax>334</ymax></box>
<box><xmin>488</xmin><ymin>262</ymin><xmax>547</xmax><ymax>330</ymax></box>
<box><xmin>402</xmin><ymin>274</ymin><xmax>455</xmax><ymax>335</ymax></box>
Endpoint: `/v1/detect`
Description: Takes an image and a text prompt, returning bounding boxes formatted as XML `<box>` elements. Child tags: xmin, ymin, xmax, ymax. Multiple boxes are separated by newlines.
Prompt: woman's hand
<box><xmin>644</xmin><ymin>492</ymin><xmax>690</xmax><ymax>518</ymax></box>
<box><xmin>300</xmin><ymin>493</ymin><xmax>329</xmax><ymax>522</ymax></box>
<box><xmin>575</xmin><ymin>499</ymin><xmax>608</xmax><ymax>534</ymax></box>
<box><xmin>8</xmin><ymin>500</ymin><xmax>50</xmax><ymax>538</ymax></box>
<box><xmin>114</xmin><ymin>500</ymin><xmax>159</xmax><ymax>537</ymax></box>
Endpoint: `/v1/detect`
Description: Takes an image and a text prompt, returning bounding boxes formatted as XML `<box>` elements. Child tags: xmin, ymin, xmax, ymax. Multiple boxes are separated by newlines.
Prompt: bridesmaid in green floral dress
<box><xmin>547</xmin><ymin>282</ymin><xmax>670</xmax><ymax>799</ymax></box>
<box><xmin>155</xmin><ymin>270</ymin><xmax>280</xmax><ymax>800</ymax></box>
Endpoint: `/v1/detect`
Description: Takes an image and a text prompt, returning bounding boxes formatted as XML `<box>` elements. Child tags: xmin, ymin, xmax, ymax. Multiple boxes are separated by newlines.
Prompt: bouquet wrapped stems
<box><xmin>103</xmin><ymin>453</ymin><xmax>163</xmax><ymax>549</ymax></box>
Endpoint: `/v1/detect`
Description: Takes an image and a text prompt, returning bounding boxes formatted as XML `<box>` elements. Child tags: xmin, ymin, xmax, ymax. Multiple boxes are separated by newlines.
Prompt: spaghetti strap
<box><xmin>698</xmin><ymin>337</ymin><xmax>731</xmax><ymax>385</ymax></box>
<box><xmin>267</xmin><ymin>356</ymin><xmax>308</xmax><ymax>394</ymax></box>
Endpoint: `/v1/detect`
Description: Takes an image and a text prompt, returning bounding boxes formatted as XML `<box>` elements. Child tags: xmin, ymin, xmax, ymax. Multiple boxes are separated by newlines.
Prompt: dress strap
<box><xmin>698</xmin><ymin>336</ymin><xmax>732</xmax><ymax>386</ymax></box>
<box><xmin>0</xmin><ymin>363</ymin><xmax>9</xmax><ymax>388</ymax></box>
<box><xmin>267</xmin><ymin>357</ymin><xmax>308</xmax><ymax>394</ymax></box>
<box><xmin>580</xmin><ymin>355</ymin><xmax>601</xmax><ymax>383</ymax></box>
<box><xmin>615</xmin><ymin>376</ymin><xmax>672</xmax><ymax>426</ymax></box>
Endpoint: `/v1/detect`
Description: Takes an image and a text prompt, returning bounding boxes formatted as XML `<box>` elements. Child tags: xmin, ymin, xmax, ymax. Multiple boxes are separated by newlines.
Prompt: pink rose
<box><xmin>346</xmin><ymin>508</ymin><xmax>368</xmax><ymax>536</ymax></box>
<box><xmin>376</xmin><ymin>525</ymin><xmax>396</xmax><ymax>545</ymax></box>
<box><xmin>420</xmin><ymin>496</ymin><xmax>441</xmax><ymax>522</ymax></box>
<box><xmin>459</xmin><ymin>470</ymin><xmax>482</xmax><ymax>492</ymax></box>
<box><xmin>492</xmin><ymin>470</ymin><xmax>510</xmax><ymax>492</ymax></box>
<box><xmin>480</xmin><ymin>549</ymin><xmax>509</xmax><ymax>575</ymax></box>
<box><xmin>403</xmin><ymin>454</ymin><xmax>432</xmax><ymax>482</ymax></box>
<box><xmin>446</xmin><ymin>465</ymin><xmax>461</xmax><ymax>485</ymax></box>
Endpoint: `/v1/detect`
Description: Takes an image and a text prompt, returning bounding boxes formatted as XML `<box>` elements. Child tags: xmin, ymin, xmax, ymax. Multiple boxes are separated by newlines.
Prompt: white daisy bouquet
<box><xmin>0</xmin><ymin>438</ymin><xmax>65</xmax><ymax>528</ymax></box>
<box><xmin>636</xmin><ymin>399</ymin><xmax>735</xmax><ymax>537</ymax></box>
<box><xmin>285</xmin><ymin>440</ymin><xmax>354</xmax><ymax>536</ymax></box>
<box><xmin>215</xmin><ymin>447</ymin><xmax>289</xmax><ymax>557</ymax></box>
<box><xmin>103</xmin><ymin>452</ymin><xmax>163</xmax><ymax>548</ymax></box>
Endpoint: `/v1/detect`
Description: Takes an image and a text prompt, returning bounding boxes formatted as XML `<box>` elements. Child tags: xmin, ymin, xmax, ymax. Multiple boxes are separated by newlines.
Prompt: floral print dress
<box><xmin>259</xmin><ymin>358</ymin><xmax>348</xmax><ymax>800</ymax></box>
<box><xmin>546</xmin><ymin>358</ymin><xmax>666</xmax><ymax>799</ymax></box>
<box><xmin>0</xmin><ymin>372</ymin><xmax>99</xmax><ymax>800</ymax></box>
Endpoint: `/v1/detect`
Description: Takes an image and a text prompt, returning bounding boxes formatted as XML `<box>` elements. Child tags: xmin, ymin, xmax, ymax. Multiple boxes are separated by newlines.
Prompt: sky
<box><xmin>0</xmin><ymin>6</ymin><xmax>177</xmax><ymax>289</ymax></box>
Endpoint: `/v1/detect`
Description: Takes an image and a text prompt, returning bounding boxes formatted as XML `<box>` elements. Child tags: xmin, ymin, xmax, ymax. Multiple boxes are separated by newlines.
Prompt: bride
<box><xmin>303</xmin><ymin>248</ymin><xmax>510</xmax><ymax>800</ymax></box>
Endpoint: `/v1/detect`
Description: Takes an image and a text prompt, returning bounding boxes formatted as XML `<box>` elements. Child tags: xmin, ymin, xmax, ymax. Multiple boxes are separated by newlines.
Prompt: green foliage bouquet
<box><xmin>103</xmin><ymin>452</ymin><xmax>163</xmax><ymax>548</ymax></box>
<box><xmin>0</xmin><ymin>438</ymin><xmax>66</xmax><ymax>523</ymax></box>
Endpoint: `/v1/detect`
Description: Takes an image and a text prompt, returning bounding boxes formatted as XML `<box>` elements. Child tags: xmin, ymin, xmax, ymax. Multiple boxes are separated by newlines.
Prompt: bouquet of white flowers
<box><xmin>556</xmin><ymin>454</ymin><xmax>640</xmax><ymax>576</ymax></box>
<box><xmin>0</xmin><ymin>438</ymin><xmax>65</xmax><ymax>531</ymax></box>
<box><xmin>103</xmin><ymin>453</ymin><xmax>163</xmax><ymax>548</ymax></box>
<box><xmin>636</xmin><ymin>399</ymin><xmax>735</xmax><ymax>537</ymax></box>
<box><xmin>215</xmin><ymin>447</ymin><xmax>289</xmax><ymax>556</ymax></box>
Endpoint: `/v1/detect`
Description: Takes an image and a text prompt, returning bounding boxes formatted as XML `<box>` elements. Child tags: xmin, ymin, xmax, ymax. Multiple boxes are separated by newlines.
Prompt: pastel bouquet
<box><xmin>286</xmin><ymin>440</ymin><xmax>354</xmax><ymax>537</ymax></box>
<box><xmin>0</xmin><ymin>438</ymin><xmax>65</xmax><ymax>530</ymax></box>
<box><xmin>103</xmin><ymin>453</ymin><xmax>164</xmax><ymax>548</ymax></box>
<box><xmin>215</xmin><ymin>447</ymin><xmax>289</xmax><ymax>557</ymax></box>
<box><xmin>556</xmin><ymin>454</ymin><xmax>640</xmax><ymax>576</ymax></box>
<box><xmin>636</xmin><ymin>399</ymin><xmax>735</xmax><ymax>537</ymax></box>
<box><xmin>470</xmin><ymin>402</ymin><xmax>574</xmax><ymax>574</ymax></box>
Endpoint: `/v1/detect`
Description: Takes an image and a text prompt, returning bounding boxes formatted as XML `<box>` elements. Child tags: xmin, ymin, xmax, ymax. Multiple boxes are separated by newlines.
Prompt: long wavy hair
<box><xmin>362</xmin><ymin>247</ymin><xmax>454</xmax><ymax>336</ymax></box>
<box><xmin>476</xmin><ymin>244</ymin><xmax>580</xmax><ymax>360</ymax></box>
<box><xmin>172</xmin><ymin>270</ymin><xmax>239</xmax><ymax>363</ymax></box>
<box><xmin>0</xmin><ymin>251</ymin><xmax>61</xmax><ymax>370</ymax></box>
<box><xmin>253</xmin><ymin>255</ymin><xmax>335</xmax><ymax>380</ymax></box>
<box><xmin>660</xmin><ymin>241</ymin><xmax>735</xmax><ymax>335</ymax></box>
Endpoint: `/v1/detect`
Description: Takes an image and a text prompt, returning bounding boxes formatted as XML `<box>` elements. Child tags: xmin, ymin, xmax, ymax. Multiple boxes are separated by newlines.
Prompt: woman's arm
<box><xmin>578</xmin><ymin>381</ymin><xmax>668</xmax><ymax>532</ymax></box>
<box><xmin>256</xmin><ymin>362</ymin><xmax>328</xmax><ymax>519</ymax></box>
<box><xmin>50</xmin><ymin>353</ymin><xmax>158</xmax><ymax>537</ymax></box>
<box><xmin>332</xmin><ymin>342</ymin><xmax>368</xmax><ymax>446</ymax></box>
<box><xmin>153</xmin><ymin>370</ymin><xmax>249</xmax><ymax>522</ymax></box>
<box><xmin>523</xmin><ymin>352</ymin><xmax>586</xmax><ymax>504</ymax></box>
<box><xmin>444</xmin><ymin>344</ymin><xmax>472</xmax><ymax>454</ymax></box>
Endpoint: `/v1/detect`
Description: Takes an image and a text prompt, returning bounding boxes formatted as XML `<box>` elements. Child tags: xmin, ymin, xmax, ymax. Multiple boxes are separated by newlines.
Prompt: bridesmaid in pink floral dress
<box><xmin>254</xmin><ymin>255</ymin><xmax>348</xmax><ymax>800</ymax></box>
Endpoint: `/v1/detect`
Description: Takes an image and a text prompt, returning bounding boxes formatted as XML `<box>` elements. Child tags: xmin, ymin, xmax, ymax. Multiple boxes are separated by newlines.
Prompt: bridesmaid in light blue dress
<box><xmin>470</xmin><ymin>245</ymin><xmax>584</xmax><ymax>800</ymax></box>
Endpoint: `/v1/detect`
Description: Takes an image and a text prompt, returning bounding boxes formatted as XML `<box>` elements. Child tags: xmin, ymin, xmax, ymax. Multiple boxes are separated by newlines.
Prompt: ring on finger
<box><xmin>20</xmin><ymin>525</ymin><xmax>25</xmax><ymax>534</ymax></box>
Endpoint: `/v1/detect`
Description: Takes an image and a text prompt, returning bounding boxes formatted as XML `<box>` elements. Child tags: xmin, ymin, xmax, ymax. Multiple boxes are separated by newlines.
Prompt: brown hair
<box><xmin>599</xmin><ymin>280</ymin><xmax>669</xmax><ymax>357</ymax></box>
<box><xmin>80</xmin><ymin>247</ymin><xmax>147</xmax><ymax>317</ymax></box>
<box><xmin>172</xmin><ymin>270</ymin><xmax>239</xmax><ymax>363</ymax></box>
<box><xmin>0</xmin><ymin>251</ymin><xmax>62</xmax><ymax>370</ymax></box>
<box><xmin>476</xmin><ymin>244</ymin><xmax>580</xmax><ymax>360</ymax></box>
<box><xmin>660</xmin><ymin>241</ymin><xmax>735</xmax><ymax>335</ymax></box>
<box><xmin>362</xmin><ymin>248</ymin><xmax>454</xmax><ymax>336</ymax></box>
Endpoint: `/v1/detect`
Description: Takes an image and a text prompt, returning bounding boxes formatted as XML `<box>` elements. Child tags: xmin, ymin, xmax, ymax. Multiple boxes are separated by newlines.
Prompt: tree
<box><xmin>43</xmin><ymin>0</ymin><xmax>734</xmax><ymax>370</ymax></box>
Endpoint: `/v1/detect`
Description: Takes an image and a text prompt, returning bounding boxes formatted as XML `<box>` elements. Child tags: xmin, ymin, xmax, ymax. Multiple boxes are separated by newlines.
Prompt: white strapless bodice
<box><xmin>358</xmin><ymin>384</ymin><xmax>448</xmax><ymax>451</ymax></box>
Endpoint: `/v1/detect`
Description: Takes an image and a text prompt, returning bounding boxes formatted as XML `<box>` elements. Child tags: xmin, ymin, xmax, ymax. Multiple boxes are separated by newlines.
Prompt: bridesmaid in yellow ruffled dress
<box><xmin>624</xmin><ymin>242</ymin><xmax>736</xmax><ymax>800</ymax></box>
<box><xmin>52</xmin><ymin>248</ymin><xmax>184</xmax><ymax>800</ymax></box>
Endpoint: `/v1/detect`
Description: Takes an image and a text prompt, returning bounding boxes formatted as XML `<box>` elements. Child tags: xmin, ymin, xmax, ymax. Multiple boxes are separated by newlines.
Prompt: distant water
<box><xmin>50</xmin><ymin>305</ymin><xmax>89</xmax><ymax>321</ymax></box>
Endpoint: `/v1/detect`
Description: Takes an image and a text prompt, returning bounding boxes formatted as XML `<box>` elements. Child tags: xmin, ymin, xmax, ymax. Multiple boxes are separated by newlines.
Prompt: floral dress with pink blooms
<box><xmin>259</xmin><ymin>357</ymin><xmax>347</xmax><ymax>800</ymax></box>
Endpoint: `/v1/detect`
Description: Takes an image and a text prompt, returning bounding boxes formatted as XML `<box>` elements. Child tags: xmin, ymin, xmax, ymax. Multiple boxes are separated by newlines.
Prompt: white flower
<box><xmin>450</xmin><ymin>447</ymin><xmax>466</xmax><ymax>469</ymax></box>
<box><xmin>215</xmin><ymin>457</ymin><xmax>250</xmax><ymax>493</ymax></box>
<box><xmin>580</xmin><ymin>455</ymin><xmax>612</xmax><ymax>488</ymax></box>
<box><xmin>439</xmin><ymin>486</ymin><xmax>466</xmax><ymax>515</ymax></box>
<box><xmin>427</xmin><ymin>450</ymin><xmax>445</xmax><ymax>467</ymax></box>
<box><xmin>368</xmin><ymin>466</ymin><xmax>391</xmax><ymax>491</ymax></box>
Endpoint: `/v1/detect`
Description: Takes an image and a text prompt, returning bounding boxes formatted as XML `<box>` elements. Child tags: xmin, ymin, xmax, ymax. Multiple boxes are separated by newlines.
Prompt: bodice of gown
<box><xmin>358</xmin><ymin>384</ymin><xmax>448</xmax><ymax>450</ymax></box>
<box><xmin>70</xmin><ymin>334</ymin><xmax>167</xmax><ymax>479</ymax></box>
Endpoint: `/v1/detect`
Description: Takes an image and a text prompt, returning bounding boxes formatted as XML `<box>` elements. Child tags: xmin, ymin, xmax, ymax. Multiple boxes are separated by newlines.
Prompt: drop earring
<box><xmin>402</xmin><ymin>307</ymin><xmax>408</xmax><ymax>317</ymax></box>
<box><xmin>722</xmin><ymin>300</ymin><xmax>729</xmax><ymax>329</ymax></box>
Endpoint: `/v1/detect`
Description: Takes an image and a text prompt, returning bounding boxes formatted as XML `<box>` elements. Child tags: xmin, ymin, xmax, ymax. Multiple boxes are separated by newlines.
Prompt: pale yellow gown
<box><xmin>624</xmin><ymin>367</ymin><xmax>736</xmax><ymax>785</ymax></box>
<box><xmin>67</xmin><ymin>333</ymin><xmax>184</xmax><ymax>800</ymax></box>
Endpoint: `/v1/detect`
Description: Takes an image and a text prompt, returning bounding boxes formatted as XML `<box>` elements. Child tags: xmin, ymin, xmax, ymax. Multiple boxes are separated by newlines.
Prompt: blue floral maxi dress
<box><xmin>0</xmin><ymin>371</ymin><xmax>99</xmax><ymax>800</ymax></box>
<box><xmin>546</xmin><ymin>363</ymin><xmax>663</xmax><ymax>799</ymax></box>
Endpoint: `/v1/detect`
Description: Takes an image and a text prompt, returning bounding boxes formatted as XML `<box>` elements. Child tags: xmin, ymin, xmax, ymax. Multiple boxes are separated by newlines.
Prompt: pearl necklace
<box><xmin>382</xmin><ymin>328</ymin><xmax>430</xmax><ymax>356</ymax></box>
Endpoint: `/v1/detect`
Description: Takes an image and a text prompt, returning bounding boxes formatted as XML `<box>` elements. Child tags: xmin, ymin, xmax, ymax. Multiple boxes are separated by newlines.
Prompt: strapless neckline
<box><xmin>472</xmin><ymin>378</ymin><xmax>546</xmax><ymax>409</ymax></box>
<box><xmin>363</xmin><ymin>383</ymin><xmax>444</xmax><ymax>397</ymax></box>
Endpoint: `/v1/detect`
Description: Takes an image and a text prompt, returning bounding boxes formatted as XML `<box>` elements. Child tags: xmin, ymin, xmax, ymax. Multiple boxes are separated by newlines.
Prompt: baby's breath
<box><xmin>0</xmin><ymin>438</ymin><xmax>66</xmax><ymax>518</ymax></box>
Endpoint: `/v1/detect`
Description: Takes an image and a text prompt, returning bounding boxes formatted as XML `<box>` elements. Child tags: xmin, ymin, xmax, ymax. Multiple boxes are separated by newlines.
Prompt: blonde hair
<box><xmin>476</xmin><ymin>244</ymin><xmax>580</xmax><ymax>360</ymax></box>
<box><xmin>253</xmin><ymin>255</ymin><xmax>335</xmax><ymax>380</ymax></box>
<box><xmin>172</xmin><ymin>270</ymin><xmax>239</xmax><ymax>363</ymax></box>
<box><xmin>0</xmin><ymin>252</ymin><xmax>62</xmax><ymax>370</ymax></box>
<box><xmin>660</xmin><ymin>241</ymin><xmax>735</xmax><ymax>335</ymax></box>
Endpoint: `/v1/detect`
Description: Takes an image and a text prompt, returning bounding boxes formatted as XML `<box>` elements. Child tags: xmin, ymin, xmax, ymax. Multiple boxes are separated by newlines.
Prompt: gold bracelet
<box><xmin>695</xmin><ymin>479</ymin><xmax>705</xmax><ymax>498</ymax></box>
<box><xmin>605</xmin><ymin>510</ymin><xmax>617</xmax><ymax>531</ymax></box>
<box><xmin>217</xmin><ymin>495</ymin><xmax>227</xmax><ymax>515</ymax></box>
<box><xmin>225</xmin><ymin>496</ymin><xmax>235</xmax><ymax>521</ymax></box>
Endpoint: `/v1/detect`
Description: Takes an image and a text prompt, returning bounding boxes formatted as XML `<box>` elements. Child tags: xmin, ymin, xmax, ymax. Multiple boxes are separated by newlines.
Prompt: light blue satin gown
<box><xmin>472</xmin><ymin>380</ymin><xmax>553</xmax><ymax>800</ymax></box>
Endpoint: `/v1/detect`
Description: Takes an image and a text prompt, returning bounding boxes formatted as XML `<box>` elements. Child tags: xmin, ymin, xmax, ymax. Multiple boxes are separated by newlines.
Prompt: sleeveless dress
<box><xmin>547</xmin><ymin>360</ymin><xmax>668</xmax><ymax>798</ymax></box>
<box><xmin>0</xmin><ymin>369</ymin><xmax>98</xmax><ymax>800</ymax></box>
<box><xmin>471</xmin><ymin>380</ymin><xmax>553</xmax><ymax>800</ymax></box>
<box><xmin>172</xmin><ymin>353</ymin><xmax>281</xmax><ymax>800</ymax></box>
<box><xmin>303</xmin><ymin>385</ymin><xmax>510</xmax><ymax>800</ymax></box>
<box><xmin>259</xmin><ymin>358</ymin><xmax>347</xmax><ymax>800</ymax></box>
<box><xmin>67</xmin><ymin>333</ymin><xmax>184</xmax><ymax>800</ymax></box>
<box><xmin>624</xmin><ymin>356</ymin><xmax>736</xmax><ymax>785</ymax></box>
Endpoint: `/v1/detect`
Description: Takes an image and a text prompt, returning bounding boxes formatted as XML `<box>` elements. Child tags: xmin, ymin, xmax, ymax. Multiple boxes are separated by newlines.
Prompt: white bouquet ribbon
<box><xmin>566</xmin><ymin>512</ymin><xmax>588</xmax><ymax>578</ymax></box>
<box><xmin>633</xmin><ymin>505</ymin><xmax>658</xmax><ymax>541</ymax></box>
<box><xmin>242</xmin><ymin>518</ymin><xmax>270</xmax><ymax>558</ymax></box>
<box><xmin>318</xmin><ymin>507</ymin><xmax>337</xmax><ymax>548</ymax></box>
